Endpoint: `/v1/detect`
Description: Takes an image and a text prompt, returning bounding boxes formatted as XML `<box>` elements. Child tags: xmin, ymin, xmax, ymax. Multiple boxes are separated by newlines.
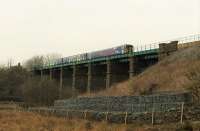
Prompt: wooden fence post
<box><xmin>66</xmin><ymin>110</ymin><xmax>69</xmax><ymax>120</ymax></box>
<box><xmin>180</xmin><ymin>102</ymin><xmax>184</xmax><ymax>124</ymax></box>
<box><xmin>84</xmin><ymin>110</ymin><xmax>87</xmax><ymax>120</ymax></box>
<box><xmin>125</xmin><ymin>112</ymin><xmax>128</xmax><ymax>125</ymax></box>
<box><xmin>105</xmin><ymin>112</ymin><xmax>108</xmax><ymax>122</ymax></box>
<box><xmin>152</xmin><ymin>105</ymin><xmax>155</xmax><ymax>125</ymax></box>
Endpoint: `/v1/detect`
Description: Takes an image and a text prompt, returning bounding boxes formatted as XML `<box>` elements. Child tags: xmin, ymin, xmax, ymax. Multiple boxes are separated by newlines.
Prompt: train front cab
<box><xmin>125</xmin><ymin>45</ymin><xmax>134</xmax><ymax>54</ymax></box>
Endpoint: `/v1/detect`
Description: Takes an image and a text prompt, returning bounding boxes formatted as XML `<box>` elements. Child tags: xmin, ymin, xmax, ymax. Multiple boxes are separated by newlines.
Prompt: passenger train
<box><xmin>52</xmin><ymin>44</ymin><xmax>133</xmax><ymax>66</ymax></box>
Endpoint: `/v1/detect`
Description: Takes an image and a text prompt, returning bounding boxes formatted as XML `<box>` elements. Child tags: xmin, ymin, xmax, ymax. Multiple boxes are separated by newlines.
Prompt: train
<box><xmin>51</xmin><ymin>44</ymin><xmax>133</xmax><ymax>66</ymax></box>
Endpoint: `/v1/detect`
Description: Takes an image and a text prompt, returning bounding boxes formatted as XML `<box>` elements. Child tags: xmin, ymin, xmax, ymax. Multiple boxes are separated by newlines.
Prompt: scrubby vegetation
<box><xmin>0</xmin><ymin>66</ymin><xmax>71</xmax><ymax>106</ymax></box>
<box><xmin>21</xmin><ymin>77</ymin><xmax>59</xmax><ymax>106</ymax></box>
<box><xmin>0</xmin><ymin>65</ymin><xmax>28</xmax><ymax>100</ymax></box>
<box><xmin>0</xmin><ymin>53</ymin><xmax>73</xmax><ymax>106</ymax></box>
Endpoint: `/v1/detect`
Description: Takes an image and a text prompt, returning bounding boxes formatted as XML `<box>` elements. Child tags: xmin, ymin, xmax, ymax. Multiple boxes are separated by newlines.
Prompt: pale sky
<box><xmin>0</xmin><ymin>0</ymin><xmax>199</xmax><ymax>65</ymax></box>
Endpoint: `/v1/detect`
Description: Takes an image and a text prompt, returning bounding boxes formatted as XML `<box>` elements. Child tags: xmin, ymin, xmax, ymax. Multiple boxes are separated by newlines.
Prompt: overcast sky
<box><xmin>0</xmin><ymin>0</ymin><xmax>199</xmax><ymax>65</ymax></box>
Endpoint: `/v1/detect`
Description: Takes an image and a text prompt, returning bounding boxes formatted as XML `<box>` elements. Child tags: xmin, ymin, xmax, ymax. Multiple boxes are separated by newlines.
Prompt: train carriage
<box><xmin>52</xmin><ymin>44</ymin><xmax>133</xmax><ymax>65</ymax></box>
<box><xmin>88</xmin><ymin>44</ymin><xmax>133</xmax><ymax>59</ymax></box>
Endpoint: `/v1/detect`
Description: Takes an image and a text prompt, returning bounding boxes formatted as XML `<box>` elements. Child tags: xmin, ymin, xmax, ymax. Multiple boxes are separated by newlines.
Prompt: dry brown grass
<box><xmin>83</xmin><ymin>44</ymin><xmax>200</xmax><ymax>97</ymax></box>
<box><xmin>81</xmin><ymin>81</ymin><xmax>131</xmax><ymax>97</ymax></box>
<box><xmin>129</xmin><ymin>45</ymin><xmax>200</xmax><ymax>96</ymax></box>
<box><xmin>0</xmin><ymin>110</ymin><xmax>128</xmax><ymax>131</ymax></box>
<box><xmin>1</xmin><ymin>110</ymin><xmax>200</xmax><ymax>131</ymax></box>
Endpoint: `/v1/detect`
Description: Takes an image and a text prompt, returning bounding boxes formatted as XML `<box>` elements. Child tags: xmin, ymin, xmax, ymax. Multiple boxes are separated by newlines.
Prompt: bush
<box><xmin>0</xmin><ymin>65</ymin><xmax>68</xmax><ymax>106</ymax></box>
<box><xmin>0</xmin><ymin>66</ymin><xmax>28</xmax><ymax>100</ymax></box>
<box><xmin>22</xmin><ymin>76</ymin><xmax>59</xmax><ymax>106</ymax></box>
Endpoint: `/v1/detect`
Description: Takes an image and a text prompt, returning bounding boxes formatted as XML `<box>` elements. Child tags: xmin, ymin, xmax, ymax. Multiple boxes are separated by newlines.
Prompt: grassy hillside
<box><xmin>0</xmin><ymin>110</ymin><xmax>199</xmax><ymax>131</ymax></box>
<box><xmin>86</xmin><ymin>44</ymin><xmax>200</xmax><ymax>100</ymax></box>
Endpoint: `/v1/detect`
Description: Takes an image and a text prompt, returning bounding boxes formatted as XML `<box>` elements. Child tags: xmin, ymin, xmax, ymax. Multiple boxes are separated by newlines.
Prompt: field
<box><xmin>0</xmin><ymin>110</ymin><xmax>200</xmax><ymax>131</ymax></box>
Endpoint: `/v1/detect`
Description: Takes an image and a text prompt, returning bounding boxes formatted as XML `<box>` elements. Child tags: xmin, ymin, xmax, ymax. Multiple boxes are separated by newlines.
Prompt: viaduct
<box><xmin>33</xmin><ymin>35</ymin><xmax>200</xmax><ymax>98</ymax></box>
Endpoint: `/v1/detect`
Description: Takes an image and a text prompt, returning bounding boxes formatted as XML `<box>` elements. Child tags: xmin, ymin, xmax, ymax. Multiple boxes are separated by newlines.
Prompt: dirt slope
<box><xmin>86</xmin><ymin>44</ymin><xmax>200</xmax><ymax>98</ymax></box>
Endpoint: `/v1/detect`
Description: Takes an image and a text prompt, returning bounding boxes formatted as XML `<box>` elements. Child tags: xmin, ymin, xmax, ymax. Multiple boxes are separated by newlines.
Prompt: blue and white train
<box><xmin>53</xmin><ymin>44</ymin><xmax>133</xmax><ymax>65</ymax></box>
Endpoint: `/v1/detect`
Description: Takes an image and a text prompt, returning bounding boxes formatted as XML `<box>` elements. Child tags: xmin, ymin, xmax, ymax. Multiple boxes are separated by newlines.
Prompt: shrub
<box><xmin>22</xmin><ymin>76</ymin><xmax>59</xmax><ymax>106</ymax></box>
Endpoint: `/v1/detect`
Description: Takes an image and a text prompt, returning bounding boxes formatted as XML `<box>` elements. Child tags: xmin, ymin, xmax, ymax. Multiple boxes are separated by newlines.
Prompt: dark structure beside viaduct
<box><xmin>33</xmin><ymin>35</ymin><xmax>200</xmax><ymax>97</ymax></box>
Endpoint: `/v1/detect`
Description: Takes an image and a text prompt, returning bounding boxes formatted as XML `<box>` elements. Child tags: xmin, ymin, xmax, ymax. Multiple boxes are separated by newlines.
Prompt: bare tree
<box><xmin>7</xmin><ymin>58</ymin><xmax>14</xmax><ymax>68</ymax></box>
<box><xmin>44</xmin><ymin>53</ymin><xmax>62</xmax><ymax>66</ymax></box>
<box><xmin>24</xmin><ymin>53</ymin><xmax>62</xmax><ymax>70</ymax></box>
<box><xmin>24</xmin><ymin>55</ymin><xmax>44</xmax><ymax>70</ymax></box>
